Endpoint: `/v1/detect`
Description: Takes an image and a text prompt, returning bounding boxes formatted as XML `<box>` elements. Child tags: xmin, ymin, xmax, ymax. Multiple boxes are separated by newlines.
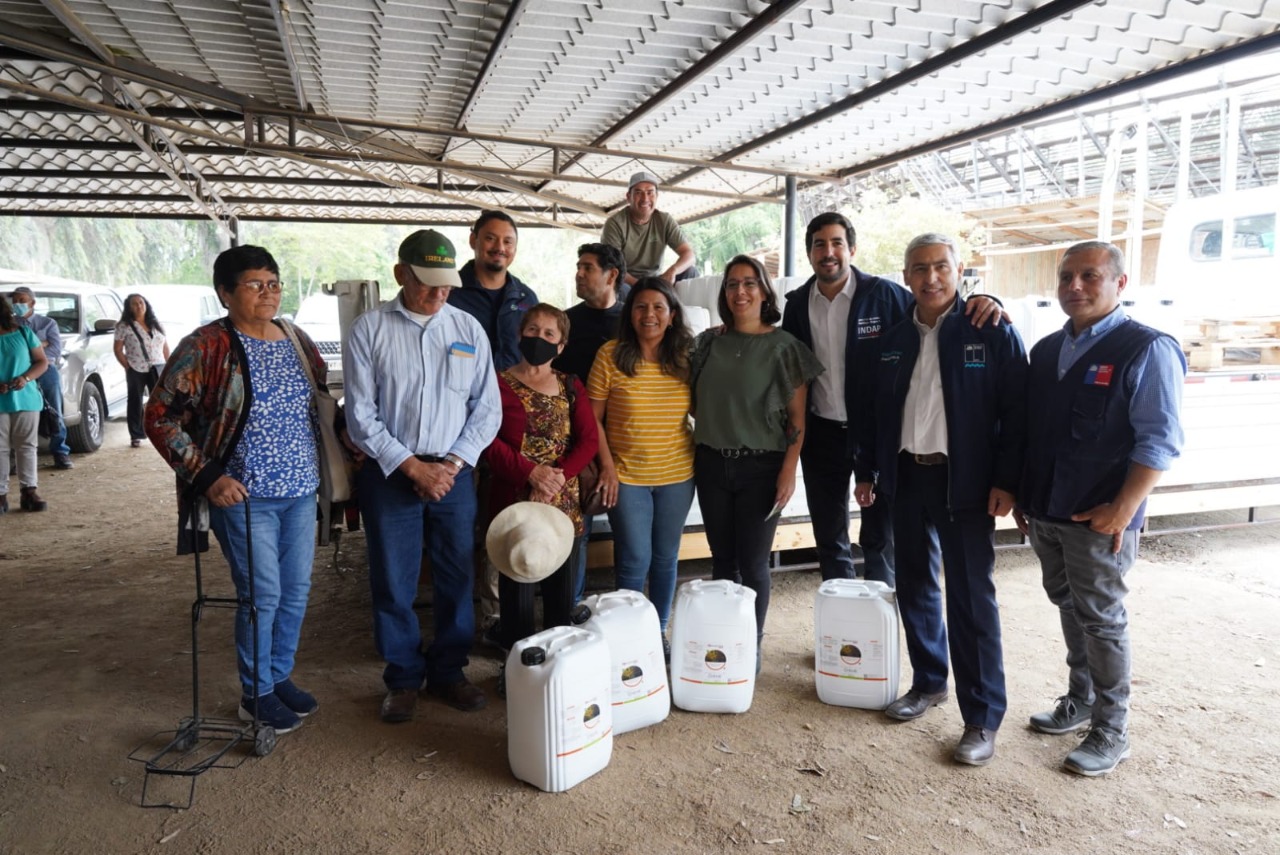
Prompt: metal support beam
<box><xmin>456</xmin><ymin>0</ymin><xmax>531</xmax><ymax>130</ymax></box>
<box><xmin>784</xmin><ymin>176</ymin><xmax>797</xmax><ymax>278</ymax></box>
<box><xmin>266</xmin><ymin>0</ymin><xmax>310</xmax><ymax>111</ymax></box>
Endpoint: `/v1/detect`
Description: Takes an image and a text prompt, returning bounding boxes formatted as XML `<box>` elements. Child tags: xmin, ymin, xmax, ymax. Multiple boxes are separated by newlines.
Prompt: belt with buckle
<box><xmin>904</xmin><ymin>451</ymin><xmax>948</xmax><ymax>466</ymax></box>
<box><xmin>701</xmin><ymin>445</ymin><xmax>773</xmax><ymax>459</ymax></box>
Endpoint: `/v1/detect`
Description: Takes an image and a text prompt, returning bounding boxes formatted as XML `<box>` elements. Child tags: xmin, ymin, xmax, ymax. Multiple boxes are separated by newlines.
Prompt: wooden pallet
<box><xmin>1184</xmin><ymin>337</ymin><xmax>1280</xmax><ymax>370</ymax></box>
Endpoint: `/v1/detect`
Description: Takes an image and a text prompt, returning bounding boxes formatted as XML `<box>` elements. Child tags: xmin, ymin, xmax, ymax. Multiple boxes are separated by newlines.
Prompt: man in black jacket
<box><xmin>782</xmin><ymin>213</ymin><xmax>1001</xmax><ymax>586</ymax></box>
<box><xmin>447</xmin><ymin>210</ymin><xmax>539</xmax><ymax>371</ymax></box>
<box><xmin>854</xmin><ymin>233</ymin><xmax>1028</xmax><ymax>766</ymax></box>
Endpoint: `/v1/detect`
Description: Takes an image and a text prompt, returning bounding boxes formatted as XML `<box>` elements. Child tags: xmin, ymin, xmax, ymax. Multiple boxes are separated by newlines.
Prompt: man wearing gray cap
<box><xmin>9</xmin><ymin>287</ymin><xmax>73</xmax><ymax>470</ymax></box>
<box><xmin>601</xmin><ymin>171</ymin><xmax>696</xmax><ymax>286</ymax></box>
<box><xmin>345</xmin><ymin>229</ymin><xmax>502</xmax><ymax>722</ymax></box>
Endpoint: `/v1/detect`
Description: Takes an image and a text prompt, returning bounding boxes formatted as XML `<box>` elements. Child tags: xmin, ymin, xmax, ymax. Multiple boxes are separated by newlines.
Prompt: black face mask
<box><xmin>519</xmin><ymin>335</ymin><xmax>559</xmax><ymax>366</ymax></box>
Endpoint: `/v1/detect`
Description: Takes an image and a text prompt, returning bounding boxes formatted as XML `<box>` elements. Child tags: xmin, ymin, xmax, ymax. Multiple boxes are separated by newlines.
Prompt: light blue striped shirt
<box><xmin>346</xmin><ymin>295</ymin><xmax>501</xmax><ymax>477</ymax></box>
<box><xmin>1055</xmin><ymin>306</ymin><xmax>1186</xmax><ymax>471</ymax></box>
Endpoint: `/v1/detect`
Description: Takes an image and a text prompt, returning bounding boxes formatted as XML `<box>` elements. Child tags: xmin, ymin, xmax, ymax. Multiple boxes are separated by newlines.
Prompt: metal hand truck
<box><xmin>129</xmin><ymin>497</ymin><xmax>277</xmax><ymax>809</ymax></box>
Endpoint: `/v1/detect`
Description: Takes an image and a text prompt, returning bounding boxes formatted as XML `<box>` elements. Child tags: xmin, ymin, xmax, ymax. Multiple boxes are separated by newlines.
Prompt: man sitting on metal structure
<box><xmin>854</xmin><ymin>233</ymin><xmax>1028</xmax><ymax>767</ymax></box>
<box><xmin>1016</xmin><ymin>240</ymin><xmax>1186</xmax><ymax>777</ymax></box>
<box><xmin>601</xmin><ymin>171</ymin><xmax>696</xmax><ymax>287</ymax></box>
<box><xmin>9</xmin><ymin>287</ymin><xmax>72</xmax><ymax>470</ymax></box>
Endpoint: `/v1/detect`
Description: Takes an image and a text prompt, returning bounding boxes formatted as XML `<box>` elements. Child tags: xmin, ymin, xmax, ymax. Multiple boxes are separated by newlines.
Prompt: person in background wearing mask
<box><xmin>484</xmin><ymin>303</ymin><xmax>598</xmax><ymax>690</ymax></box>
<box><xmin>8</xmin><ymin>287</ymin><xmax>72</xmax><ymax>470</ymax></box>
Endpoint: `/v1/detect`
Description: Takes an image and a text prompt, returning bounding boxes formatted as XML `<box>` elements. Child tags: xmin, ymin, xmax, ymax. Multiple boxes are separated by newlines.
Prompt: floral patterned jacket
<box><xmin>145</xmin><ymin>317</ymin><xmax>325</xmax><ymax>553</ymax></box>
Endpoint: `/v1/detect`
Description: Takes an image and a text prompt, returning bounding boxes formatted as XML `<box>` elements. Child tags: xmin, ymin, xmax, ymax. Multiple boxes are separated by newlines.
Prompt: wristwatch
<box><xmin>444</xmin><ymin>454</ymin><xmax>464</xmax><ymax>472</ymax></box>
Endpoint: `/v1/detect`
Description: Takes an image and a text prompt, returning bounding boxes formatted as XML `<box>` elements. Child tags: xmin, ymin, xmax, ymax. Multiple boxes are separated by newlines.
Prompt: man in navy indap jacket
<box><xmin>782</xmin><ymin>212</ymin><xmax>1004</xmax><ymax>588</ymax></box>
<box><xmin>1015</xmin><ymin>241</ymin><xmax>1185</xmax><ymax>778</ymax></box>
<box><xmin>447</xmin><ymin>210</ymin><xmax>539</xmax><ymax>371</ymax></box>
<box><xmin>854</xmin><ymin>232</ymin><xmax>1028</xmax><ymax>768</ymax></box>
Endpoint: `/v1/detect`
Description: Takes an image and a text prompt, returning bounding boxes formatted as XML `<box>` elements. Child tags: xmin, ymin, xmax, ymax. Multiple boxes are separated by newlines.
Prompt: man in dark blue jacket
<box><xmin>447</xmin><ymin>210</ymin><xmax>539</xmax><ymax>371</ymax></box>
<box><xmin>854</xmin><ymin>233</ymin><xmax>1027</xmax><ymax>767</ymax></box>
<box><xmin>782</xmin><ymin>213</ymin><xmax>1002</xmax><ymax>586</ymax></box>
<box><xmin>1015</xmin><ymin>241</ymin><xmax>1185</xmax><ymax>777</ymax></box>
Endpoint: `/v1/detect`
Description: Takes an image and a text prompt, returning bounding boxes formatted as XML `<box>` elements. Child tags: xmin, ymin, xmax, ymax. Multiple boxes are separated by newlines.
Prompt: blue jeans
<box><xmin>37</xmin><ymin>365</ymin><xmax>70</xmax><ymax>456</ymax></box>
<box><xmin>800</xmin><ymin>414</ymin><xmax>895</xmax><ymax>584</ymax></box>
<box><xmin>359</xmin><ymin>461</ymin><xmax>476</xmax><ymax>690</ymax></box>
<box><xmin>694</xmin><ymin>447</ymin><xmax>783</xmax><ymax>639</ymax></box>
<box><xmin>209</xmin><ymin>495</ymin><xmax>316</xmax><ymax>698</ymax></box>
<box><xmin>1029</xmin><ymin>518</ymin><xmax>1137</xmax><ymax>736</ymax></box>
<box><xmin>608</xmin><ymin>478</ymin><xmax>695</xmax><ymax>631</ymax></box>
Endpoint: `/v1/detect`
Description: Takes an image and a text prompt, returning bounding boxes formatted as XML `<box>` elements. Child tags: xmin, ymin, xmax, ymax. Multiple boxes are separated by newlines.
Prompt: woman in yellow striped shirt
<box><xmin>587</xmin><ymin>277</ymin><xmax>695</xmax><ymax>648</ymax></box>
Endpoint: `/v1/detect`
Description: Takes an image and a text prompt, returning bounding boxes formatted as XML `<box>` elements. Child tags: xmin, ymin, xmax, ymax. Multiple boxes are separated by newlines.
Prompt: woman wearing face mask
<box><xmin>484</xmin><ymin>303</ymin><xmax>599</xmax><ymax>665</ymax></box>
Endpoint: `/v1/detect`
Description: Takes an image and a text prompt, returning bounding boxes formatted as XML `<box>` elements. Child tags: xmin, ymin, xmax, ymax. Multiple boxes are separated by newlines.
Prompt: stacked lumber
<box><xmin>1183</xmin><ymin>317</ymin><xmax>1280</xmax><ymax>371</ymax></box>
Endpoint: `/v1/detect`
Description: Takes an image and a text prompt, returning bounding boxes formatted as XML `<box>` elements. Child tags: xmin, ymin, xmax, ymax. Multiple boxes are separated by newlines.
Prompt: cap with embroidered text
<box><xmin>398</xmin><ymin>229</ymin><xmax>462</xmax><ymax>288</ymax></box>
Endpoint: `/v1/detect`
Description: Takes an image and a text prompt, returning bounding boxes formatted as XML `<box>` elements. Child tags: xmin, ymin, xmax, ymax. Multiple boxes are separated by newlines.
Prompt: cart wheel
<box><xmin>254</xmin><ymin>725</ymin><xmax>277</xmax><ymax>757</ymax></box>
<box><xmin>174</xmin><ymin>723</ymin><xmax>198</xmax><ymax>752</ymax></box>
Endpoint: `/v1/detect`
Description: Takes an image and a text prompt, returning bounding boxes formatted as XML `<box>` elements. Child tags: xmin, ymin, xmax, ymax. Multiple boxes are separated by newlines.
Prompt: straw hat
<box><xmin>486</xmin><ymin>502</ymin><xmax>574</xmax><ymax>583</ymax></box>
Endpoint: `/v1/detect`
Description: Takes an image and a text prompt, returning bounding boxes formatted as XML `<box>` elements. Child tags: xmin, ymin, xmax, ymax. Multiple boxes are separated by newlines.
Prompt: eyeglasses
<box><xmin>725</xmin><ymin>279</ymin><xmax>762</xmax><ymax>291</ymax></box>
<box><xmin>240</xmin><ymin>279</ymin><xmax>283</xmax><ymax>294</ymax></box>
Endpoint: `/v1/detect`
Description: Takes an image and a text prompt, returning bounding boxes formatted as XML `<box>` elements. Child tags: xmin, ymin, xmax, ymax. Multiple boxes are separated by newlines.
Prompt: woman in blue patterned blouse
<box><xmin>146</xmin><ymin>245</ymin><xmax>326</xmax><ymax>737</ymax></box>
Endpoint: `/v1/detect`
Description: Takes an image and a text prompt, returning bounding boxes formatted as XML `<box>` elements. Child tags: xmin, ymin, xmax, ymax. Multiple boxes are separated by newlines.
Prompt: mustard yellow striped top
<box><xmin>587</xmin><ymin>340</ymin><xmax>694</xmax><ymax>486</ymax></box>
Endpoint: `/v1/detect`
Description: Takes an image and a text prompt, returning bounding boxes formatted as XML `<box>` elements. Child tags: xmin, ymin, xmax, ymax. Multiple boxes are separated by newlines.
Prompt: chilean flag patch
<box><xmin>1083</xmin><ymin>364</ymin><xmax>1114</xmax><ymax>386</ymax></box>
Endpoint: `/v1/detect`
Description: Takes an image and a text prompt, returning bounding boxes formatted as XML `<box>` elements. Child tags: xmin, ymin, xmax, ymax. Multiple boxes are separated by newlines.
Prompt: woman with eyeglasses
<box><xmin>114</xmin><ymin>293</ymin><xmax>170</xmax><ymax>448</ymax></box>
<box><xmin>690</xmin><ymin>255</ymin><xmax>822</xmax><ymax>672</ymax></box>
<box><xmin>145</xmin><ymin>245</ymin><xmax>327</xmax><ymax>738</ymax></box>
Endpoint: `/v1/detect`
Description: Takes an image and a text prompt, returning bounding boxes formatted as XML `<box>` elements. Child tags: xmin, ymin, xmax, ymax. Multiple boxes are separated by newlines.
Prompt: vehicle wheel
<box><xmin>253</xmin><ymin>725</ymin><xmax>276</xmax><ymax>757</ymax></box>
<box><xmin>66</xmin><ymin>382</ymin><xmax>105</xmax><ymax>453</ymax></box>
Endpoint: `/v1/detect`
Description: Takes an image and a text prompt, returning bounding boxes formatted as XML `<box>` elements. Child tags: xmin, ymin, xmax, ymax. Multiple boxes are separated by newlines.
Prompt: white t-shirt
<box><xmin>114</xmin><ymin>321</ymin><xmax>167</xmax><ymax>372</ymax></box>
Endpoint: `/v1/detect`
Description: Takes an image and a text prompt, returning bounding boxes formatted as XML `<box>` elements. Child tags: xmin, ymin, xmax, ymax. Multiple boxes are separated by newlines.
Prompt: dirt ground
<box><xmin>1</xmin><ymin>417</ymin><xmax>1277</xmax><ymax>855</ymax></box>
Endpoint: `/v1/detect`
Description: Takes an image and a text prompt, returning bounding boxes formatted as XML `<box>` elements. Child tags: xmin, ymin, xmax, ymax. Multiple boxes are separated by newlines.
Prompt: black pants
<box><xmin>800</xmin><ymin>414</ymin><xmax>896</xmax><ymax>585</ymax></box>
<box><xmin>693</xmin><ymin>445</ymin><xmax>784</xmax><ymax>639</ymax></box>
<box><xmin>497</xmin><ymin>533</ymin><xmax>584</xmax><ymax>650</ymax></box>
<box><xmin>125</xmin><ymin>366</ymin><xmax>158</xmax><ymax>441</ymax></box>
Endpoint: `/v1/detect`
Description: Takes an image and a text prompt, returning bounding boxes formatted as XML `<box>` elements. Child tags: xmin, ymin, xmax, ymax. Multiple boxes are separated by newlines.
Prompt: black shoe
<box><xmin>273</xmin><ymin>679</ymin><xmax>319</xmax><ymax>716</ymax></box>
<box><xmin>239</xmin><ymin>693</ymin><xmax>302</xmax><ymax>735</ymax></box>
<box><xmin>885</xmin><ymin>687</ymin><xmax>949</xmax><ymax>721</ymax></box>
<box><xmin>1030</xmin><ymin>695</ymin><xmax>1092</xmax><ymax>735</ymax></box>
<box><xmin>427</xmin><ymin>678</ymin><xmax>487</xmax><ymax>712</ymax></box>
<box><xmin>954</xmin><ymin>726</ymin><xmax>996</xmax><ymax>766</ymax></box>
<box><xmin>53</xmin><ymin>454</ymin><xmax>74</xmax><ymax>470</ymax></box>
<box><xmin>496</xmin><ymin>665</ymin><xmax>507</xmax><ymax>700</ymax></box>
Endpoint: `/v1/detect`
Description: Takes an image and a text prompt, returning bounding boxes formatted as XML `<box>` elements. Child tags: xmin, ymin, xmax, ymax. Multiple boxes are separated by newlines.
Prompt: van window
<box><xmin>1191</xmin><ymin>214</ymin><xmax>1276</xmax><ymax>261</ymax></box>
<box><xmin>39</xmin><ymin>294</ymin><xmax>78</xmax><ymax>334</ymax></box>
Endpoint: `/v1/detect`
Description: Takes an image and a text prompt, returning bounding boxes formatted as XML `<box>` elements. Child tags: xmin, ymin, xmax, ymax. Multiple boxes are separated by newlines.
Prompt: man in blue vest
<box><xmin>1015</xmin><ymin>240</ymin><xmax>1186</xmax><ymax>777</ymax></box>
<box><xmin>854</xmin><ymin>233</ymin><xmax>1028</xmax><ymax>766</ymax></box>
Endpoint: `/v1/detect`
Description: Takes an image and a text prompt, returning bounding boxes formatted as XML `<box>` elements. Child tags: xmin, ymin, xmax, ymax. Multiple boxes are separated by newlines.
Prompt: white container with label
<box><xmin>669</xmin><ymin>579</ymin><xmax>757</xmax><ymax>714</ymax></box>
<box><xmin>813</xmin><ymin>578</ymin><xmax>900</xmax><ymax>710</ymax></box>
<box><xmin>506</xmin><ymin>625</ymin><xmax>613</xmax><ymax>793</ymax></box>
<box><xmin>581</xmin><ymin>590</ymin><xmax>670</xmax><ymax>735</ymax></box>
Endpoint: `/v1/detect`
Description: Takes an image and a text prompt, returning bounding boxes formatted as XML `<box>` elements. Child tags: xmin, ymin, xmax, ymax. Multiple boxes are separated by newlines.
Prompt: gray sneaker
<box><xmin>1030</xmin><ymin>695</ymin><xmax>1092</xmax><ymax>734</ymax></box>
<box><xmin>1063</xmin><ymin>728</ymin><xmax>1130</xmax><ymax>777</ymax></box>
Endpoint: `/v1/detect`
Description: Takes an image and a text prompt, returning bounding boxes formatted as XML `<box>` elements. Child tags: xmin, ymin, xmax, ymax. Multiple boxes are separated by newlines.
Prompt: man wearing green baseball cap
<box><xmin>345</xmin><ymin>228</ymin><xmax>501</xmax><ymax>722</ymax></box>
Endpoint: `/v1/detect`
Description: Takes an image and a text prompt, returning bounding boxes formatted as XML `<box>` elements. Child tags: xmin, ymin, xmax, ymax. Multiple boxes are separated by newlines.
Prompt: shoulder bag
<box><xmin>281</xmin><ymin>320</ymin><xmax>353</xmax><ymax>503</ymax></box>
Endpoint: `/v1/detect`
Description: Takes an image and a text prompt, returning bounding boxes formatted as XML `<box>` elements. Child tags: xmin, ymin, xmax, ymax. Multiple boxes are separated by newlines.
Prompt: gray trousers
<box><xmin>1028</xmin><ymin>518</ymin><xmax>1138</xmax><ymax>736</ymax></box>
<box><xmin>1</xmin><ymin>410</ymin><xmax>39</xmax><ymax>494</ymax></box>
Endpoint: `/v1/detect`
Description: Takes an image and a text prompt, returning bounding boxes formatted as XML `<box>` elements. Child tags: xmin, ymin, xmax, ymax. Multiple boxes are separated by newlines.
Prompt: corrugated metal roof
<box><xmin>1</xmin><ymin>0</ymin><xmax>1279</xmax><ymax>232</ymax></box>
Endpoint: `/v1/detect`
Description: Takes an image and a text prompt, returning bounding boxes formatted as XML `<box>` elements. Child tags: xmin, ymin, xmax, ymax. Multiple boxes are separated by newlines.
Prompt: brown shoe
<box><xmin>427</xmin><ymin>678</ymin><xmax>487</xmax><ymax>712</ymax></box>
<box><xmin>19</xmin><ymin>486</ymin><xmax>46</xmax><ymax>512</ymax></box>
<box><xmin>380</xmin><ymin>688</ymin><xmax>418</xmax><ymax>723</ymax></box>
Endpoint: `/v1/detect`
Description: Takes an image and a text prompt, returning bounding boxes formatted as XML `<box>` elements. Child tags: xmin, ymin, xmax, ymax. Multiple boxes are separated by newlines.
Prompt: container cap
<box><xmin>570</xmin><ymin>604</ymin><xmax>592</xmax><ymax>625</ymax></box>
<box><xmin>521</xmin><ymin>647</ymin><xmax>546</xmax><ymax>666</ymax></box>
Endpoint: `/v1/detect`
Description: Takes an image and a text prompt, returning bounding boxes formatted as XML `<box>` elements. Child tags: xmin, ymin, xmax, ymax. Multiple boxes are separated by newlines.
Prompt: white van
<box><xmin>1154</xmin><ymin>184</ymin><xmax>1280</xmax><ymax>321</ymax></box>
<box><xmin>117</xmin><ymin>284</ymin><xmax>226</xmax><ymax>346</ymax></box>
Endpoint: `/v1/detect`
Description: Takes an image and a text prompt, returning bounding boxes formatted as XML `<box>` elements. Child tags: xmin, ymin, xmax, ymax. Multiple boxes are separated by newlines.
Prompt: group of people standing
<box><xmin>134</xmin><ymin>195</ymin><xmax>1183</xmax><ymax>782</ymax></box>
